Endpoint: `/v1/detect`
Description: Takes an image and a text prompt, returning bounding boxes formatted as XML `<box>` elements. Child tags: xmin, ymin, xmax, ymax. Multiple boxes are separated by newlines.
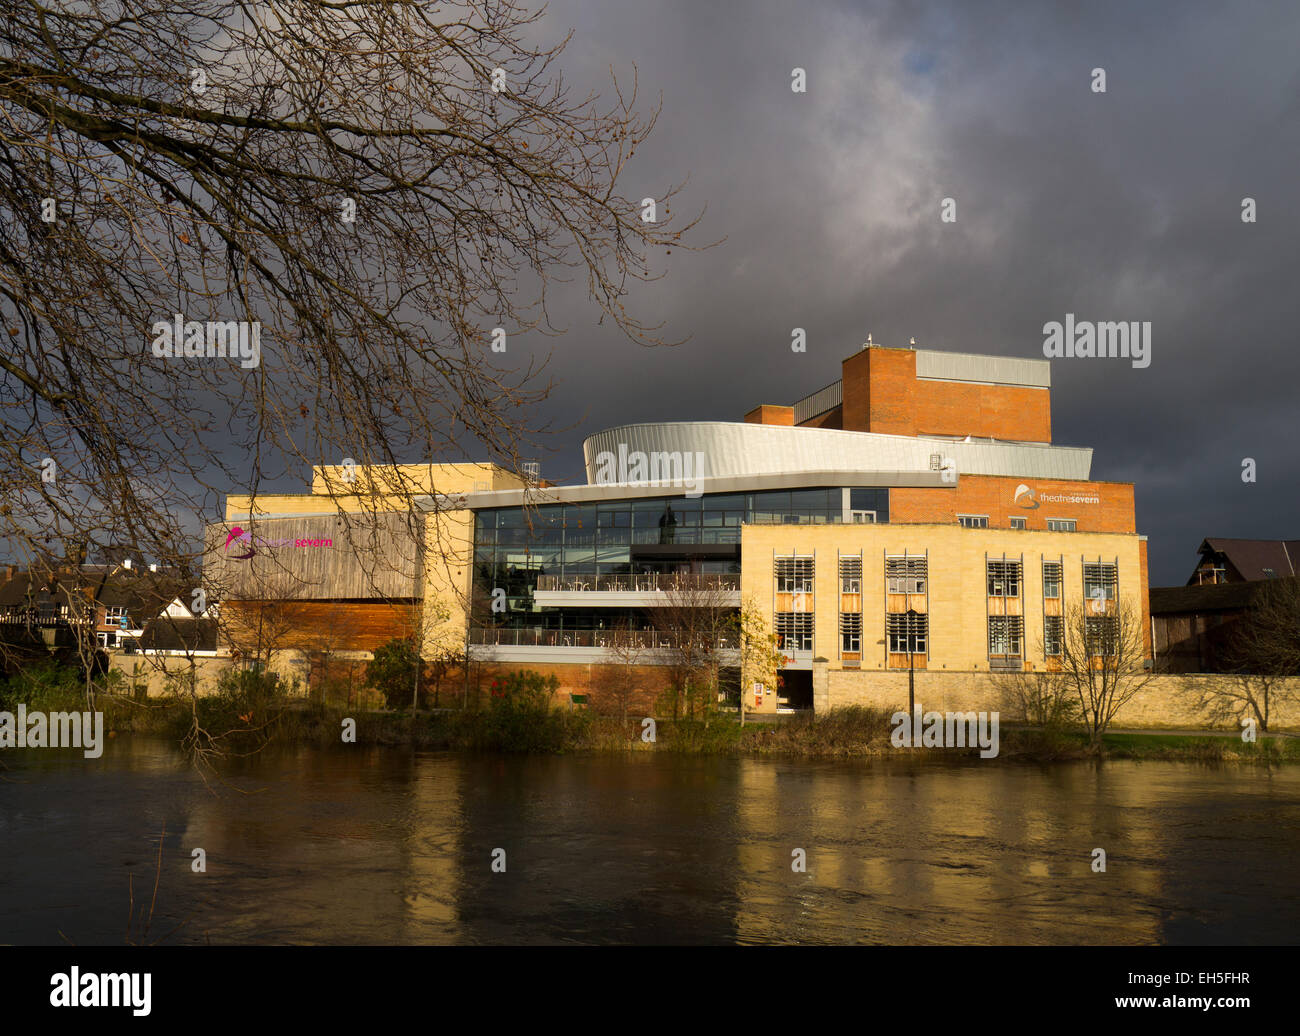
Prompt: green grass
<box><xmin>5</xmin><ymin>662</ymin><xmax>1296</xmax><ymax>764</ymax></box>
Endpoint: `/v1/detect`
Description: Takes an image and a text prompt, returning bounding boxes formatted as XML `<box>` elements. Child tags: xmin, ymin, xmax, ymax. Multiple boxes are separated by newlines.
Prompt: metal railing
<box><xmin>535</xmin><ymin>573</ymin><xmax>739</xmax><ymax>593</ymax></box>
<box><xmin>470</xmin><ymin>627</ymin><xmax>740</xmax><ymax>651</ymax></box>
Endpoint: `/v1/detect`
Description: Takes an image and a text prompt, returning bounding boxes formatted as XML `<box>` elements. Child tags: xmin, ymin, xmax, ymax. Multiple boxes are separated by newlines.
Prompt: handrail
<box><xmin>469</xmin><ymin>627</ymin><xmax>740</xmax><ymax>651</ymax></box>
<box><xmin>535</xmin><ymin>573</ymin><xmax>740</xmax><ymax>593</ymax></box>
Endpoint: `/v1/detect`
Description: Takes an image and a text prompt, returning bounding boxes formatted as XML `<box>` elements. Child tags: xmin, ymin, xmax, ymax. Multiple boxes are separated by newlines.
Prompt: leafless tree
<box><xmin>1184</xmin><ymin>577</ymin><xmax>1300</xmax><ymax>731</ymax></box>
<box><xmin>1057</xmin><ymin>597</ymin><xmax>1154</xmax><ymax>749</ymax></box>
<box><xmin>992</xmin><ymin>666</ymin><xmax>1079</xmax><ymax>731</ymax></box>
<box><xmin>1228</xmin><ymin>577</ymin><xmax>1300</xmax><ymax>676</ymax></box>
<box><xmin>591</xmin><ymin>620</ymin><xmax>640</xmax><ymax>727</ymax></box>
<box><xmin>648</xmin><ymin>575</ymin><xmax>737</xmax><ymax>720</ymax></box>
<box><xmin>0</xmin><ymin>0</ymin><xmax>708</xmax><ymax>744</ymax></box>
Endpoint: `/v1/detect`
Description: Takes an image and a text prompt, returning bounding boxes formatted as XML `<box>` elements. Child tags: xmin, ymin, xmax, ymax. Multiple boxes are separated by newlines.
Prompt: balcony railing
<box><xmin>535</xmin><ymin>573</ymin><xmax>739</xmax><ymax>593</ymax></box>
<box><xmin>470</xmin><ymin>627</ymin><xmax>740</xmax><ymax>651</ymax></box>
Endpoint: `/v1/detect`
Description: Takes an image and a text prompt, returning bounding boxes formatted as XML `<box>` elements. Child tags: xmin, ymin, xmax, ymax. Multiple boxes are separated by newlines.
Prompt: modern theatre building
<box><xmin>208</xmin><ymin>341</ymin><xmax>1150</xmax><ymax>713</ymax></box>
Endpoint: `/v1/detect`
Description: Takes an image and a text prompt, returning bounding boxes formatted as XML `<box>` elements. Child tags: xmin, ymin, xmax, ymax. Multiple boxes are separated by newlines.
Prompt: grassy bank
<box><xmin>93</xmin><ymin>698</ymin><xmax>1300</xmax><ymax>764</ymax></box>
<box><xmin>4</xmin><ymin>663</ymin><xmax>1296</xmax><ymax>764</ymax></box>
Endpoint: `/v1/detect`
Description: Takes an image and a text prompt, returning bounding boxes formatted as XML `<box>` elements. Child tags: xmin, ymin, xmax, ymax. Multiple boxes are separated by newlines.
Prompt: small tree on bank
<box><xmin>649</xmin><ymin>576</ymin><xmax>736</xmax><ymax>721</ymax></box>
<box><xmin>367</xmin><ymin>638</ymin><xmax>419</xmax><ymax>711</ymax></box>
<box><xmin>1181</xmin><ymin>577</ymin><xmax>1300</xmax><ymax>732</ymax></box>
<box><xmin>739</xmin><ymin>597</ymin><xmax>784</xmax><ymax>723</ymax></box>
<box><xmin>1057</xmin><ymin>598</ymin><xmax>1153</xmax><ymax>750</ymax></box>
<box><xmin>592</xmin><ymin>622</ymin><xmax>641</xmax><ymax>727</ymax></box>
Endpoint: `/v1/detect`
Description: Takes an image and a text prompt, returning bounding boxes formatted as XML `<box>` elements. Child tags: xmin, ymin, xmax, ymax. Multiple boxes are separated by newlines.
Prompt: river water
<box><xmin>1</xmin><ymin>738</ymin><xmax>1297</xmax><ymax>945</ymax></box>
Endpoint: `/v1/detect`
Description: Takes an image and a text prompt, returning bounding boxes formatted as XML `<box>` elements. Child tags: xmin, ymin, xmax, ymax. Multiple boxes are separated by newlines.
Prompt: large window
<box><xmin>987</xmin><ymin>560</ymin><xmax>1021</xmax><ymax>597</ymax></box>
<box><xmin>839</xmin><ymin>556</ymin><xmax>862</xmax><ymax>593</ymax></box>
<box><xmin>1047</xmin><ymin>519</ymin><xmax>1077</xmax><ymax>532</ymax></box>
<box><xmin>1083</xmin><ymin>562</ymin><xmax>1118</xmax><ymax>602</ymax></box>
<box><xmin>775</xmin><ymin>557</ymin><xmax>814</xmax><ymax>593</ymax></box>
<box><xmin>1085</xmin><ymin>616</ymin><xmax>1120</xmax><ymax>656</ymax></box>
<box><xmin>1042</xmin><ymin>561</ymin><xmax>1063</xmax><ymax>599</ymax></box>
<box><xmin>988</xmin><ymin>616</ymin><xmax>1024</xmax><ymax>655</ymax></box>
<box><xmin>958</xmin><ymin>515</ymin><xmax>989</xmax><ymax>529</ymax></box>
<box><xmin>886</xmin><ymin>612</ymin><xmax>928</xmax><ymax>654</ymax></box>
<box><xmin>886</xmin><ymin>556</ymin><xmax>927</xmax><ymax>595</ymax></box>
<box><xmin>775</xmin><ymin>613</ymin><xmax>814</xmax><ymax>652</ymax></box>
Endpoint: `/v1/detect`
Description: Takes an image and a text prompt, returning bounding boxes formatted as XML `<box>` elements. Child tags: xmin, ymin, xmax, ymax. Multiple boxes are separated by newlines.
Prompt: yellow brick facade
<box><xmin>741</xmin><ymin>523</ymin><xmax>1147</xmax><ymax>673</ymax></box>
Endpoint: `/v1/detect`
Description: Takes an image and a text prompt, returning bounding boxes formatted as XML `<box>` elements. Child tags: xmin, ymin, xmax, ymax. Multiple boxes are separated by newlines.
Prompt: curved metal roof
<box><xmin>582</xmin><ymin>422</ymin><xmax>1092</xmax><ymax>483</ymax></box>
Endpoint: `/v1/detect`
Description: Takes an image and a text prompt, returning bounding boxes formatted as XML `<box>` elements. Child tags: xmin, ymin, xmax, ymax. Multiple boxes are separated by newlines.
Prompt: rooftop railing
<box><xmin>535</xmin><ymin>573</ymin><xmax>739</xmax><ymax>593</ymax></box>
<box><xmin>470</xmin><ymin>627</ymin><xmax>740</xmax><ymax>651</ymax></box>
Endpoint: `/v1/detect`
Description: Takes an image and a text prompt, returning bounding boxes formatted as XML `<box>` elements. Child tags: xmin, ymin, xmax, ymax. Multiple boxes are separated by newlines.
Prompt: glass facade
<box><xmin>471</xmin><ymin>486</ymin><xmax>888</xmax><ymax>630</ymax></box>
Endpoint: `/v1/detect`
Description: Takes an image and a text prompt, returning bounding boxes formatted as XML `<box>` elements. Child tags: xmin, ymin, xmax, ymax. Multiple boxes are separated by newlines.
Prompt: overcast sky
<box><xmin>482</xmin><ymin>0</ymin><xmax>1300</xmax><ymax>586</ymax></box>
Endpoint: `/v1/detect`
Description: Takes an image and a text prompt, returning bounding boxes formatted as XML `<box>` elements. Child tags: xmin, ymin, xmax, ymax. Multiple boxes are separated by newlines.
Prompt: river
<box><xmin>1</xmin><ymin>738</ymin><xmax>1297</xmax><ymax>944</ymax></box>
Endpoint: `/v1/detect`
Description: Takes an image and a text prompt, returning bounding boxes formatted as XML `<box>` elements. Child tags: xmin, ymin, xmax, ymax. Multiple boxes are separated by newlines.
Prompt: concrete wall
<box><xmin>819</xmin><ymin>667</ymin><xmax>1300</xmax><ymax>731</ymax></box>
<box><xmin>108</xmin><ymin>650</ymin><xmax>310</xmax><ymax>699</ymax></box>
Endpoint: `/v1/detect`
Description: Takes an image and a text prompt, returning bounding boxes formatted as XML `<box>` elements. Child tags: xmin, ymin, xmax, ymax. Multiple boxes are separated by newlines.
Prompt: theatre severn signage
<box><xmin>1014</xmin><ymin>484</ymin><xmax>1100</xmax><ymax>509</ymax></box>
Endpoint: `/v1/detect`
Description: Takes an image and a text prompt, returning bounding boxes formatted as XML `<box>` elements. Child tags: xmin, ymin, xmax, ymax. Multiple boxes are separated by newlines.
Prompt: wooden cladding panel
<box><xmin>223</xmin><ymin>600</ymin><xmax>418</xmax><ymax>653</ymax></box>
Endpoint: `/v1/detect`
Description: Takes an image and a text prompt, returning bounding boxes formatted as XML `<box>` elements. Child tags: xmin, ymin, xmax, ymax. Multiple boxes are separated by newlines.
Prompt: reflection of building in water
<box><xmin>177</xmin><ymin>747</ymin><xmax>465</xmax><ymax>942</ymax></box>
<box><xmin>733</xmin><ymin>758</ymin><xmax>1165</xmax><ymax>945</ymax></box>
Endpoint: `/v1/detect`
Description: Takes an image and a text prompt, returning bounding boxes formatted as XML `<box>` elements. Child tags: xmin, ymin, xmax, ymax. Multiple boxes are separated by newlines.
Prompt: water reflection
<box><xmin>1</xmin><ymin>741</ymin><xmax>1297</xmax><ymax>944</ymax></box>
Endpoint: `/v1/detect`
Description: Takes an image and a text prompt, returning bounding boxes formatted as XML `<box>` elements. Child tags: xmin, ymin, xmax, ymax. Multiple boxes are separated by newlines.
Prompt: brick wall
<box><xmin>797</xmin><ymin>407</ymin><xmax>843</xmax><ymax>429</ymax></box>
<box><xmin>892</xmin><ymin>475</ymin><xmax>1137</xmax><ymax>534</ymax></box>
<box><xmin>840</xmin><ymin>347</ymin><xmax>1052</xmax><ymax>442</ymax></box>
<box><xmin>465</xmin><ymin>660</ymin><xmax>678</xmax><ymax>714</ymax></box>
<box><xmin>744</xmin><ymin>404</ymin><xmax>794</xmax><ymax>426</ymax></box>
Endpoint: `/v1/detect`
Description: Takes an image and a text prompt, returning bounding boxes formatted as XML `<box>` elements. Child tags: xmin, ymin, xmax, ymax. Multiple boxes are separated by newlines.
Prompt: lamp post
<box><xmin>905</xmin><ymin>607</ymin><xmax>918</xmax><ymax>718</ymax></box>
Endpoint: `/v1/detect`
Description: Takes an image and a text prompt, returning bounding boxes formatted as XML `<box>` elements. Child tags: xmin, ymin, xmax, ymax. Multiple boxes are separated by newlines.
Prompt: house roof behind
<box><xmin>1193</xmin><ymin>538</ymin><xmax>1300</xmax><ymax>583</ymax></box>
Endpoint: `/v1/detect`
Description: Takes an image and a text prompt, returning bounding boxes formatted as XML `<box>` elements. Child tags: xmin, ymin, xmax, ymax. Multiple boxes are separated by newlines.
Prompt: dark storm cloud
<box><xmin>516</xmin><ymin>0</ymin><xmax>1300</xmax><ymax>583</ymax></box>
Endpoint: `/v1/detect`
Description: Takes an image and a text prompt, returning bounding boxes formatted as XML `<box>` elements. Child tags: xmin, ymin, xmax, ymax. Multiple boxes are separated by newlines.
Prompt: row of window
<box><xmin>787</xmin><ymin>611</ymin><xmax>1120</xmax><ymax>658</ymax></box>
<box><xmin>808</xmin><ymin>557</ymin><xmax>1118</xmax><ymax>600</ymax></box>
<box><xmin>959</xmin><ymin>515</ymin><xmax>1078</xmax><ymax>532</ymax></box>
<box><xmin>778</xmin><ymin>555</ymin><xmax>1120</xmax><ymax>658</ymax></box>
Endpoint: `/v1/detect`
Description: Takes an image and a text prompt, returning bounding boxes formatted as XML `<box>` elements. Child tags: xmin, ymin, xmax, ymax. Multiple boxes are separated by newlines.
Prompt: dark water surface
<box><xmin>1</xmin><ymin>738</ymin><xmax>1297</xmax><ymax>944</ymax></box>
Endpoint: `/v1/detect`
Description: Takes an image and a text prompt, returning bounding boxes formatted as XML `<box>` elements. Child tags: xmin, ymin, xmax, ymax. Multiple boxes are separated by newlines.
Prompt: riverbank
<box><xmin>75</xmin><ymin>693</ymin><xmax>1300</xmax><ymax>764</ymax></box>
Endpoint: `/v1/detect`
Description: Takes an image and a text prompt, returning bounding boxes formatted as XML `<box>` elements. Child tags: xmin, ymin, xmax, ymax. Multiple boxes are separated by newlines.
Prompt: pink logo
<box><xmin>224</xmin><ymin>526</ymin><xmax>255</xmax><ymax>561</ymax></box>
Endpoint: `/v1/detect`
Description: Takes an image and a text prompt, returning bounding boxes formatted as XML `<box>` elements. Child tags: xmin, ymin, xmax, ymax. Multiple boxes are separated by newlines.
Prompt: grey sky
<box><xmin>496</xmin><ymin>0</ymin><xmax>1300</xmax><ymax>585</ymax></box>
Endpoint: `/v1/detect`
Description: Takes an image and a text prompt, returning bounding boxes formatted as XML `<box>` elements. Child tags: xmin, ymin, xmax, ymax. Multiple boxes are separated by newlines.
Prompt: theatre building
<box><xmin>207</xmin><ymin>341</ymin><xmax>1150</xmax><ymax>713</ymax></box>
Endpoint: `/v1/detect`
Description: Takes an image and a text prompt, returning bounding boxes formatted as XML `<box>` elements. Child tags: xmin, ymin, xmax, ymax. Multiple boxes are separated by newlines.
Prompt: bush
<box><xmin>366</xmin><ymin>638</ymin><xmax>419</xmax><ymax>710</ymax></box>
<box><xmin>471</xmin><ymin>670</ymin><xmax>588</xmax><ymax>752</ymax></box>
<box><xmin>0</xmin><ymin>660</ymin><xmax>84</xmax><ymax>712</ymax></box>
<box><xmin>190</xmin><ymin>665</ymin><xmax>296</xmax><ymax>745</ymax></box>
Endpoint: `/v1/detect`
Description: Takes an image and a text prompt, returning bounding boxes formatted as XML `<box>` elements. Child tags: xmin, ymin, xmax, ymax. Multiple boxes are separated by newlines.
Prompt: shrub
<box><xmin>366</xmin><ymin>638</ymin><xmax>420</xmax><ymax>710</ymax></box>
<box><xmin>474</xmin><ymin>670</ymin><xmax>587</xmax><ymax>752</ymax></box>
<box><xmin>0</xmin><ymin>660</ymin><xmax>83</xmax><ymax>712</ymax></box>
